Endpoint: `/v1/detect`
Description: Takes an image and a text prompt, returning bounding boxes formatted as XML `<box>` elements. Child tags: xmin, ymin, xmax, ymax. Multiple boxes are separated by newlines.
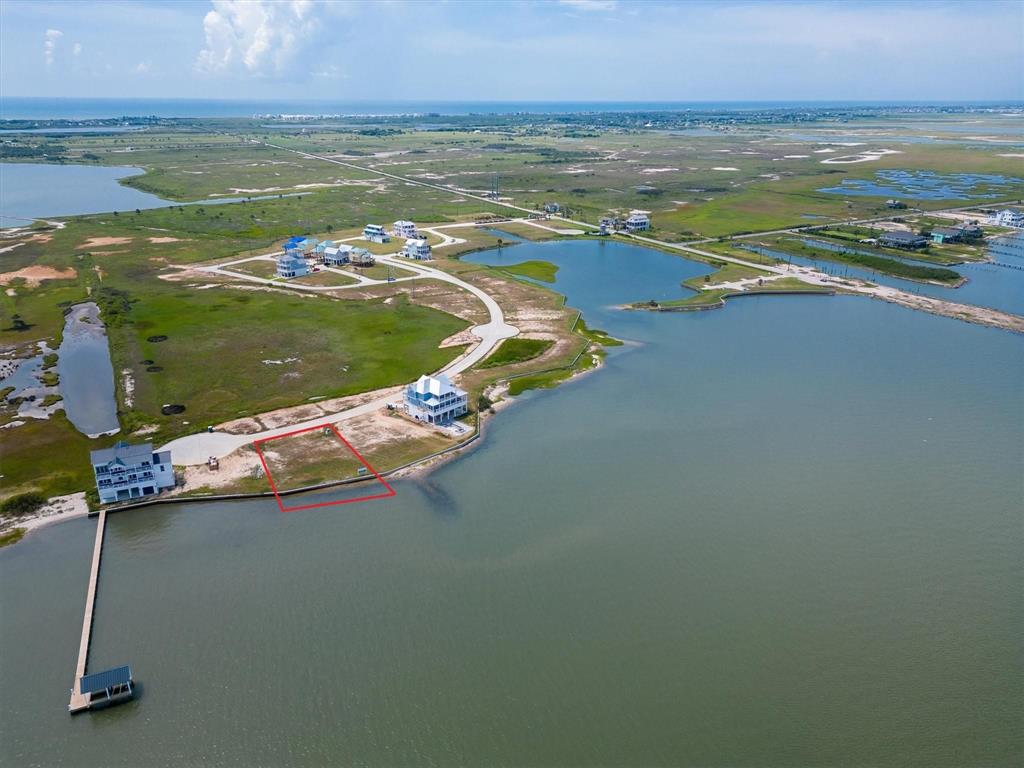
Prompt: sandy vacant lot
<box><xmin>77</xmin><ymin>236</ymin><xmax>132</xmax><ymax>249</ymax></box>
<box><xmin>0</xmin><ymin>265</ymin><xmax>77</xmax><ymax>287</ymax></box>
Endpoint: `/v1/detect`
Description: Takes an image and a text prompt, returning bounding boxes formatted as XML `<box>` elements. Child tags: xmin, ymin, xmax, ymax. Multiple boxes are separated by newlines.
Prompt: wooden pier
<box><xmin>68</xmin><ymin>509</ymin><xmax>106</xmax><ymax>714</ymax></box>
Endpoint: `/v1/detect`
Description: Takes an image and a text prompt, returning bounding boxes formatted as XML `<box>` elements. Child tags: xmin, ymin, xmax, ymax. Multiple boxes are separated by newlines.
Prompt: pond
<box><xmin>461</xmin><ymin>237</ymin><xmax>713</xmax><ymax>307</ymax></box>
<box><xmin>56</xmin><ymin>302</ymin><xmax>119</xmax><ymax>437</ymax></box>
<box><xmin>818</xmin><ymin>170</ymin><xmax>1024</xmax><ymax>200</ymax></box>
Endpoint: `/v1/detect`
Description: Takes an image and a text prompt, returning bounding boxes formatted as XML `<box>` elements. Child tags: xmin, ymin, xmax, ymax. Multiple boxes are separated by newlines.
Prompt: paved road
<box><xmin>162</xmin><ymin>241</ymin><xmax>517</xmax><ymax>465</ymax></box>
<box><xmin>166</xmin><ymin>148</ymin><xmax>1021</xmax><ymax>464</ymax></box>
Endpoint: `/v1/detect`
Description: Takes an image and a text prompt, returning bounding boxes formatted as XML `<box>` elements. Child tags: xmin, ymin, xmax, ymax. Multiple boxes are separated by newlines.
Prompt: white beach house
<box><xmin>393</xmin><ymin>220</ymin><xmax>418</xmax><ymax>238</ymax></box>
<box><xmin>402</xmin><ymin>239</ymin><xmax>432</xmax><ymax>260</ymax></box>
<box><xmin>363</xmin><ymin>224</ymin><xmax>390</xmax><ymax>243</ymax></box>
<box><xmin>990</xmin><ymin>209</ymin><xmax>1024</xmax><ymax>228</ymax></box>
<box><xmin>91</xmin><ymin>441</ymin><xmax>175</xmax><ymax>504</ymax></box>
<box><xmin>624</xmin><ymin>211</ymin><xmax>651</xmax><ymax>232</ymax></box>
<box><xmin>405</xmin><ymin>374</ymin><xmax>469</xmax><ymax>425</ymax></box>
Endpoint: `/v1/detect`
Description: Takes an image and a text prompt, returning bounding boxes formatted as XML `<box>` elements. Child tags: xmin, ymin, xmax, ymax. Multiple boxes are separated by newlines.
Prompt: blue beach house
<box><xmin>277</xmin><ymin>250</ymin><xmax>310</xmax><ymax>278</ymax></box>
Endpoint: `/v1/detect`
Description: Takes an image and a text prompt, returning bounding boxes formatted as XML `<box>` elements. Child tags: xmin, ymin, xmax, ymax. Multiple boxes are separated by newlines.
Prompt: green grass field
<box><xmin>498</xmin><ymin>260</ymin><xmax>560</xmax><ymax>283</ymax></box>
<box><xmin>113</xmin><ymin>290</ymin><xmax>468</xmax><ymax>440</ymax></box>
<box><xmin>479</xmin><ymin>337</ymin><xmax>555</xmax><ymax>368</ymax></box>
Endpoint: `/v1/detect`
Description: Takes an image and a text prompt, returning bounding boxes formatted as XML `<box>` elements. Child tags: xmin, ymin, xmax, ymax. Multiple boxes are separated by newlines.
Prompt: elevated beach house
<box><xmin>990</xmin><ymin>209</ymin><xmax>1024</xmax><ymax>228</ymax></box>
<box><xmin>393</xmin><ymin>220</ymin><xmax>418</xmax><ymax>238</ymax></box>
<box><xmin>351</xmin><ymin>248</ymin><xmax>375</xmax><ymax>267</ymax></box>
<box><xmin>363</xmin><ymin>224</ymin><xmax>390</xmax><ymax>243</ymax></box>
<box><xmin>277</xmin><ymin>250</ymin><xmax>310</xmax><ymax>278</ymax></box>
<box><xmin>91</xmin><ymin>441</ymin><xmax>174</xmax><ymax>504</ymax></box>
<box><xmin>624</xmin><ymin>211</ymin><xmax>651</xmax><ymax>232</ymax></box>
<box><xmin>322</xmin><ymin>245</ymin><xmax>349</xmax><ymax>266</ymax></box>
<box><xmin>931</xmin><ymin>226</ymin><xmax>965</xmax><ymax>244</ymax></box>
<box><xmin>402</xmin><ymin>239</ymin><xmax>432</xmax><ymax>260</ymax></box>
<box><xmin>314</xmin><ymin>240</ymin><xmax>334</xmax><ymax>260</ymax></box>
<box><xmin>405</xmin><ymin>374</ymin><xmax>468</xmax><ymax>425</ymax></box>
<box><xmin>879</xmin><ymin>231</ymin><xmax>928</xmax><ymax>250</ymax></box>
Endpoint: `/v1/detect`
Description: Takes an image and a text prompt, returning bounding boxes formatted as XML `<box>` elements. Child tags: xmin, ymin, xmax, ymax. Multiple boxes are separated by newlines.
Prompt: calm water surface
<box><xmin>0</xmin><ymin>163</ymin><xmax>169</xmax><ymax>224</ymax></box>
<box><xmin>818</xmin><ymin>170</ymin><xmax>1024</xmax><ymax>200</ymax></box>
<box><xmin>56</xmin><ymin>302</ymin><xmax>119</xmax><ymax>436</ymax></box>
<box><xmin>1</xmin><ymin>240</ymin><xmax>1021</xmax><ymax>767</ymax></box>
<box><xmin>0</xmin><ymin>163</ymin><xmax>303</xmax><ymax>224</ymax></box>
<box><xmin>742</xmin><ymin>238</ymin><xmax>1024</xmax><ymax>316</ymax></box>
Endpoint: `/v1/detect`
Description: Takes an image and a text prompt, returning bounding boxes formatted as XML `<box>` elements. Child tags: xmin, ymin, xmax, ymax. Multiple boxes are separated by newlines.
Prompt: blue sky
<box><xmin>1</xmin><ymin>0</ymin><xmax>1022</xmax><ymax>102</ymax></box>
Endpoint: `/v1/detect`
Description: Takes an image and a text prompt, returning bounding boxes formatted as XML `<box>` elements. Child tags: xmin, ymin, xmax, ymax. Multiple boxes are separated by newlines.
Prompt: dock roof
<box><xmin>80</xmin><ymin>666</ymin><xmax>132</xmax><ymax>694</ymax></box>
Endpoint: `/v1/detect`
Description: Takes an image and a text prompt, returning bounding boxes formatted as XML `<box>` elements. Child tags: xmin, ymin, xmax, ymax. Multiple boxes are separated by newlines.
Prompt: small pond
<box><xmin>461</xmin><ymin>237</ymin><xmax>713</xmax><ymax>314</ymax></box>
<box><xmin>56</xmin><ymin>302</ymin><xmax>120</xmax><ymax>437</ymax></box>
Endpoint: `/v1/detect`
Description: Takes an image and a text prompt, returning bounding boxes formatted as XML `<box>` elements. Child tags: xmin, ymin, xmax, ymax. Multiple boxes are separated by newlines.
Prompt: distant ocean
<box><xmin>2</xmin><ymin>97</ymin><xmax>1018</xmax><ymax>120</ymax></box>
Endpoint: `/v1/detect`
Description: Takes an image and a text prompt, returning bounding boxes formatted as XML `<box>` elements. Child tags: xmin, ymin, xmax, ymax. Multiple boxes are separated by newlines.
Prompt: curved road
<box><xmin>162</xmin><ymin>248</ymin><xmax>517</xmax><ymax>465</ymax></box>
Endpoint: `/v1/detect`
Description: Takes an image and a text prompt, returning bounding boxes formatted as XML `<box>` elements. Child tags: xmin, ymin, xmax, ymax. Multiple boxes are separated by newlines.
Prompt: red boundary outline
<box><xmin>252</xmin><ymin>422</ymin><xmax>396</xmax><ymax>512</ymax></box>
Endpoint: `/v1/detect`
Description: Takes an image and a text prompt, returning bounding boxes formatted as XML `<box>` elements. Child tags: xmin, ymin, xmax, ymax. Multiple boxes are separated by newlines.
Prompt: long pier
<box><xmin>68</xmin><ymin>509</ymin><xmax>107</xmax><ymax>713</ymax></box>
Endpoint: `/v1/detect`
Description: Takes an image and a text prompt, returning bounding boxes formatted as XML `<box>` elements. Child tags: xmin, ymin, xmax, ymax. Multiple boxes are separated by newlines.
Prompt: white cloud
<box><xmin>72</xmin><ymin>42</ymin><xmax>82</xmax><ymax>57</ymax></box>
<box><xmin>558</xmin><ymin>0</ymin><xmax>618</xmax><ymax>11</ymax></box>
<box><xmin>195</xmin><ymin>0</ymin><xmax>336</xmax><ymax>79</ymax></box>
<box><xmin>43</xmin><ymin>28</ymin><xmax>62</xmax><ymax>67</ymax></box>
<box><xmin>135</xmin><ymin>61</ymin><xmax>151</xmax><ymax>74</ymax></box>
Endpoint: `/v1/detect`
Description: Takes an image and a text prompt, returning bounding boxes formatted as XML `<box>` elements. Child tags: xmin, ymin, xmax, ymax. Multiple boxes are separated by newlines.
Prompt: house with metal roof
<box><xmin>322</xmin><ymin>245</ymin><xmax>350</xmax><ymax>266</ymax></box>
<box><xmin>931</xmin><ymin>226</ymin><xmax>965</xmax><ymax>244</ymax></box>
<box><xmin>393</xmin><ymin>220</ymin><xmax>418</xmax><ymax>238</ymax></box>
<box><xmin>402</xmin><ymin>239</ymin><xmax>432</xmax><ymax>260</ymax></box>
<box><xmin>959</xmin><ymin>223</ymin><xmax>984</xmax><ymax>240</ymax></box>
<box><xmin>363</xmin><ymin>224</ymin><xmax>390</xmax><ymax>244</ymax></box>
<box><xmin>90</xmin><ymin>441</ymin><xmax>174</xmax><ymax>504</ymax></box>
<box><xmin>276</xmin><ymin>250</ymin><xmax>310</xmax><ymax>278</ymax></box>
<box><xmin>624</xmin><ymin>211</ymin><xmax>651</xmax><ymax>232</ymax></box>
<box><xmin>989</xmin><ymin>209</ymin><xmax>1024</xmax><ymax>228</ymax></box>
<box><xmin>314</xmin><ymin>239</ymin><xmax>335</xmax><ymax>258</ymax></box>
<box><xmin>350</xmin><ymin>248</ymin><xmax>376</xmax><ymax>267</ymax></box>
<box><xmin>879</xmin><ymin>231</ymin><xmax>928</xmax><ymax>250</ymax></box>
<box><xmin>405</xmin><ymin>374</ymin><xmax>468</xmax><ymax>425</ymax></box>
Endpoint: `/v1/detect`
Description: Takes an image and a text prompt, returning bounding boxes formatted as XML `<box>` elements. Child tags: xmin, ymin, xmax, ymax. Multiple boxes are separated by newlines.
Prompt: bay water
<box><xmin>1</xmin><ymin>240</ymin><xmax>1021</xmax><ymax>766</ymax></box>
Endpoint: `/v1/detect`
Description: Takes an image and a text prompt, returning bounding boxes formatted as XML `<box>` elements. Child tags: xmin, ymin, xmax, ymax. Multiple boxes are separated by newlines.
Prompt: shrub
<box><xmin>1</xmin><ymin>492</ymin><xmax>47</xmax><ymax>518</ymax></box>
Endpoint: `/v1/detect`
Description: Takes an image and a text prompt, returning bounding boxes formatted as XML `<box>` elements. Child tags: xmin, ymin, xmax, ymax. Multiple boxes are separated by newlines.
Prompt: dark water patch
<box><xmin>56</xmin><ymin>303</ymin><xmax>119</xmax><ymax>436</ymax></box>
<box><xmin>146</xmin><ymin>335</ymin><xmax>168</xmax><ymax>343</ymax></box>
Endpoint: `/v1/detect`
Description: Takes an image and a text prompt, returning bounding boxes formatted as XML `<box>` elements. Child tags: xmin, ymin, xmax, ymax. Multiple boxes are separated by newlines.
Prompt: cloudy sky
<box><xmin>2</xmin><ymin>0</ymin><xmax>1022</xmax><ymax>102</ymax></box>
